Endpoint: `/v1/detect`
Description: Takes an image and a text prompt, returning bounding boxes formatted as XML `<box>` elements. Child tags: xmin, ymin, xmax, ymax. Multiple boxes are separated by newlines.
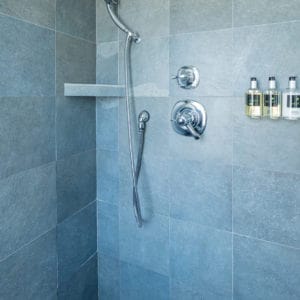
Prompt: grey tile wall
<box><xmin>97</xmin><ymin>1</ymin><xmax>300</xmax><ymax>299</ymax></box>
<box><xmin>0</xmin><ymin>0</ymin><xmax>55</xmax><ymax>29</ymax></box>
<box><xmin>0</xmin><ymin>1</ymin><xmax>97</xmax><ymax>299</ymax></box>
<box><xmin>56</xmin><ymin>0</ymin><xmax>96</xmax><ymax>42</ymax></box>
<box><xmin>0</xmin><ymin>15</ymin><xmax>55</xmax><ymax>97</ymax></box>
<box><xmin>0</xmin><ymin>230</ymin><xmax>57</xmax><ymax>300</ymax></box>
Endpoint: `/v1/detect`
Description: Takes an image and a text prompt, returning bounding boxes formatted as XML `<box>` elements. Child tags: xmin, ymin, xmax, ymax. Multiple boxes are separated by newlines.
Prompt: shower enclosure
<box><xmin>0</xmin><ymin>0</ymin><xmax>299</xmax><ymax>299</ymax></box>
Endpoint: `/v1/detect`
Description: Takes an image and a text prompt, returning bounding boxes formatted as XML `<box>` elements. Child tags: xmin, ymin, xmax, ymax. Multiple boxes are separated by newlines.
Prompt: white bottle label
<box><xmin>282</xmin><ymin>94</ymin><xmax>300</xmax><ymax>119</ymax></box>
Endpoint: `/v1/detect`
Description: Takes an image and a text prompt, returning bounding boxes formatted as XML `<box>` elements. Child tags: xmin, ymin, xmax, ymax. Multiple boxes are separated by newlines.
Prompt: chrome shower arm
<box><xmin>106</xmin><ymin>2</ymin><xmax>141</xmax><ymax>43</ymax></box>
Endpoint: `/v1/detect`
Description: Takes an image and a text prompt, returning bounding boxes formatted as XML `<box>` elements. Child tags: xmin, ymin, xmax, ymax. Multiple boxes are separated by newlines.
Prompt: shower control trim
<box><xmin>172</xmin><ymin>66</ymin><xmax>200</xmax><ymax>89</ymax></box>
<box><xmin>171</xmin><ymin>100</ymin><xmax>207</xmax><ymax>139</ymax></box>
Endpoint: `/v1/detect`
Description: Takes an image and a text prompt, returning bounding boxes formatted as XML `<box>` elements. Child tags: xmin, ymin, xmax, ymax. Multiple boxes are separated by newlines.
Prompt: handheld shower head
<box><xmin>104</xmin><ymin>0</ymin><xmax>141</xmax><ymax>43</ymax></box>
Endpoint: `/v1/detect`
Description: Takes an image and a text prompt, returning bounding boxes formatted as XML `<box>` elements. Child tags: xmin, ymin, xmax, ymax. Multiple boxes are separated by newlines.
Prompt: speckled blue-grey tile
<box><xmin>233</xmin><ymin>97</ymin><xmax>300</xmax><ymax>173</ymax></box>
<box><xmin>0</xmin><ymin>230</ymin><xmax>57</xmax><ymax>300</ymax></box>
<box><xmin>56</xmin><ymin>32</ymin><xmax>95</xmax><ymax>96</ymax></box>
<box><xmin>57</xmin><ymin>150</ymin><xmax>96</xmax><ymax>223</ymax></box>
<box><xmin>0</xmin><ymin>15</ymin><xmax>55</xmax><ymax>97</ymax></box>
<box><xmin>97</xmin><ymin>42</ymin><xmax>119</xmax><ymax>84</ymax></box>
<box><xmin>234</xmin><ymin>235</ymin><xmax>300</xmax><ymax>300</ymax></box>
<box><xmin>171</xmin><ymin>281</ymin><xmax>206</xmax><ymax>300</ymax></box>
<box><xmin>119</xmin><ymin>0</ymin><xmax>169</xmax><ymax>38</ymax></box>
<box><xmin>98</xmin><ymin>254</ymin><xmax>120</xmax><ymax>300</ymax></box>
<box><xmin>0</xmin><ymin>97</ymin><xmax>55</xmax><ymax>179</ymax></box>
<box><xmin>170</xmin><ymin>30</ymin><xmax>233</xmax><ymax>97</ymax></box>
<box><xmin>233</xmin><ymin>22</ymin><xmax>300</xmax><ymax>96</ymax></box>
<box><xmin>96</xmin><ymin>0</ymin><xmax>118</xmax><ymax>42</ymax></box>
<box><xmin>56</xmin><ymin>0</ymin><xmax>95</xmax><ymax>42</ymax></box>
<box><xmin>57</xmin><ymin>202</ymin><xmax>97</xmax><ymax>285</ymax></box>
<box><xmin>169</xmin><ymin>97</ymin><xmax>233</xmax><ymax>164</ymax></box>
<box><xmin>120</xmin><ymin>262</ymin><xmax>169</xmax><ymax>300</ymax></box>
<box><xmin>58</xmin><ymin>254</ymin><xmax>98</xmax><ymax>300</ymax></box>
<box><xmin>96</xmin><ymin>98</ymin><xmax>119</xmax><ymax>151</ymax></box>
<box><xmin>0</xmin><ymin>0</ymin><xmax>55</xmax><ymax>28</ymax></box>
<box><xmin>56</xmin><ymin>96</ymin><xmax>96</xmax><ymax>159</ymax></box>
<box><xmin>98</xmin><ymin>201</ymin><xmax>119</xmax><ymax>258</ymax></box>
<box><xmin>170</xmin><ymin>159</ymin><xmax>232</xmax><ymax>231</ymax></box>
<box><xmin>119</xmin><ymin>206</ymin><xmax>169</xmax><ymax>276</ymax></box>
<box><xmin>233</xmin><ymin>0</ymin><xmax>300</xmax><ymax>27</ymax></box>
<box><xmin>170</xmin><ymin>218</ymin><xmax>232</xmax><ymax>300</ymax></box>
<box><xmin>97</xmin><ymin>150</ymin><xmax>119</xmax><ymax>205</ymax></box>
<box><xmin>0</xmin><ymin>163</ymin><xmax>56</xmax><ymax>261</ymax></box>
<box><xmin>233</xmin><ymin>166</ymin><xmax>300</xmax><ymax>248</ymax></box>
<box><xmin>119</xmin><ymin>38</ymin><xmax>169</xmax><ymax>97</ymax></box>
<box><xmin>171</xmin><ymin>0</ymin><xmax>232</xmax><ymax>34</ymax></box>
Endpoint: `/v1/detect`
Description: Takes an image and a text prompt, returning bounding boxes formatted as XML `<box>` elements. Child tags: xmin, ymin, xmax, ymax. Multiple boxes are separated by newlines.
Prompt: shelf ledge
<box><xmin>64</xmin><ymin>83</ymin><xmax>125</xmax><ymax>97</ymax></box>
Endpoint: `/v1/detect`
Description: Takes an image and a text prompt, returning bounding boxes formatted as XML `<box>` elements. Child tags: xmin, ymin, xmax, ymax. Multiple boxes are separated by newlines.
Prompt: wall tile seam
<box><xmin>232</xmin><ymin>19</ymin><xmax>300</xmax><ymax>30</ymax></box>
<box><xmin>56</xmin><ymin>147</ymin><xmax>97</xmax><ymax>163</ymax></box>
<box><xmin>0</xmin><ymin>11</ymin><xmax>55</xmax><ymax>31</ymax></box>
<box><xmin>0</xmin><ymin>160</ymin><xmax>56</xmax><ymax>182</ymax></box>
<box><xmin>56</xmin><ymin>29</ymin><xmax>96</xmax><ymax>45</ymax></box>
<box><xmin>232</xmin><ymin>232</ymin><xmax>300</xmax><ymax>251</ymax></box>
<box><xmin>57</xmin><ymin>199</ymin><xmax>97</xmax><ymax>226</ymax></box>
<box><xmin>0</xmin><ymin>226</ymin><xmax>57</xmax><ymax>264</ymax></box>
<box><xmin>231</xmin><ymin>163</ymin><xmax>300</xmax><ymax>176</ymax></box>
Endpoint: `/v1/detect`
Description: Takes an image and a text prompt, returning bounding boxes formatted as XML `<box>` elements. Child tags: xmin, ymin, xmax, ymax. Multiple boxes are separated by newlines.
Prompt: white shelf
<box><xmin>64</xmin><ymin>83</ymin><xmax>125</xmax><ymax>97</ymax></box>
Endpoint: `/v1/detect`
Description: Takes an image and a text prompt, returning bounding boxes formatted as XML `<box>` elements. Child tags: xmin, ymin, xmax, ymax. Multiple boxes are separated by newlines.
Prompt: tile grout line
<box><xmin>0</xmin><ymin>226</ymin><xmax>56</xmax><ymax>264</ymax></box>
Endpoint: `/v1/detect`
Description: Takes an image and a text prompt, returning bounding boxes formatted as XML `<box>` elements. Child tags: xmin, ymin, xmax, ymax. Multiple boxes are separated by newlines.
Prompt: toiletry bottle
<box><xmin>263</xmin><ymin>76</ymin><xmax>281</xmax><ymax>119</ymax></box>
<box><xmin>245</xmin><ymin>77</ymin><xmax>262</xmax><ymax>118</ymax></box>
<box><xmin>282</xmin><ymin>76</ymin><xmax>300</xmax><ymax>120</ymax></box>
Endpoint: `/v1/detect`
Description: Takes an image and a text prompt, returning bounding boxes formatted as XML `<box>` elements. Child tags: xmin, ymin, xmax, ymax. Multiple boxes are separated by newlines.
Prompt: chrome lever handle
<box><xmin>186</xmin><ymin>123</ymin><xmax>201</xmax><ymax>140</ymax></box>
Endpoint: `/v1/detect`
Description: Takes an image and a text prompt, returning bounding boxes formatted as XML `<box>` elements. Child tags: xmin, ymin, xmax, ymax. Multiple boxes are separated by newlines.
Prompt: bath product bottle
<box><xmin>245</xmin><ymin>77</ymin><xmax>262</xmax><ymax>118</ymax></box>
<box><xmin>263</xmin><ymin>76</ymin><xmax>281</xmax><ymax>119</ymax></box>
<box><xmin>282</xmin><ymin>76</ymin><xmax>300</xmax><ymax>120</ymax></box>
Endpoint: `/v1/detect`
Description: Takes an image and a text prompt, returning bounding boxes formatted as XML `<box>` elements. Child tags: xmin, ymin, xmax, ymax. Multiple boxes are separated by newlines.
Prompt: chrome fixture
<box><xmin>104</xmin><ymin>0</ymin><xmax>145</xmax><ymax>227</ymax></box>
<box><xmin>171</xmin><ymin>100</ymin><xmax>207</xmax><ymax>139</ymax></box>
<box><xmin>172</xmin><ymin>66</ymin><xmax>200</xmax><ymax>89</ymax></box>
<box><xmin>104</xmin><ymin>0</ymin><xmax>141</xmax><ymax>43</ymax></box>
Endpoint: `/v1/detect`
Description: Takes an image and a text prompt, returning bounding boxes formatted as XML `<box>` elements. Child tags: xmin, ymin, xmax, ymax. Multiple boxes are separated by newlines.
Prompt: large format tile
<box><xmin>97</xmin><ymin>150</ymin><xmax>119</xmax><ymax>205</ymax></box>
<box><xmin>233</xmin><ymin>22</ymin><xmax>300</xmax><ymax>96</ymax></box>
<box><xmin>97</xmin><ymin>41</ymin><xmax>119</xmax><ymax>84</ymax></box>
<box><xmin>0</xmin><ymin>163</ymin><xmax>56</xmax><ymax>261</ymax></box>
<box><xmin>96</xmin><ymin>0</ymin><xmax>118</xmax><ymax>43</ymax></box>
<box><xmin>56</xmin><ymin>96</ymin><xmax>96</xmax><ymax>159</ymax></box>
<box><xmin>119</xmin><ymin>0</ymin><xmax>170</xmax><ymax>38</ymax></box>
<box><xmin>0</xmin><ymin>0</ymin><xmax>55</xmax><ymax>28</ymax></box>
<box><xmin>170</xmin><ymin>30</ymin><xmax>233</xmax><ymax>97</ymax></box>
<box><xmin>233</xmin><ymin>0</ymin><xmax>300</xmax><ymax>27</ymax></box>
<box><xmin>170</xmin><ymin>159</ymin><xmax>232</xmax><ymax>231</ymax></box>
<box><xmin>170</xmin><ymin>218</ymin><xmax>232</xmax><ymax>300</ymax></box>
<box><xmin>169</xmin><ymin>97</ymin><xmax>233</xmax><ymax>164</ymax></box>
<box><xmin>120</xmin><ymin>262</ymin><xmax>169</xmax><ymax>300</ymax></box>
<box><xmin>58</xmin><ymin>254</ymin><xmax>98</xmax><ymax>300</ymax></box>
<box><xmin>233</xmin><ymin>97</ymin><xmax>300</xmax><ymax>174</ymax></box>
<box><xmin>97</xmin><ymin>201</ymin><xmax>119</xmax><ymax>258</ymax></box>
<box><xmin>98</xmin><ymin>254</ymin><xmax>120</xmax><ymax>300</ymax></box>
<box><xmin>233</xmin><ymin>166</ymin><xmax>300</xmax><ymax>248</ymax></box>
<box><xmin>234</xmin><ymin>235</ymin><xmax>300</xmax><ymax>300</ymax></box>
<box><xmin>119</xmin><ymin>206</ymin><xmax>169</xmax><ymax>276</ymax></box>
<box><xmin>0</xmin><ymin>97</ymin><xmax>55</xmax><ymax>179</ymax></box>
<box><xmin>57</xmin><ymin>202</ymin><xmax>97</xmax><ymax>285</ymax></box>
<box><xmin>0</xmin><ymin>15</ymin><xmax>55</xmax><ymax>97</ymax></box>
<box><xmin>119</xmin><ymin>37</ymin><xmax>169</xmax><ymax>97</ymax></box>
<box><xmin>56</xmin><ymin>0</ymin><xmax>95</xmax><ymax>42</ymax></box>
<box><xmin>96</xmin><ymin>98</ymin><xmax>119</xmax><ymax>151</ymax></box>
<box><xmin>170</xmin><ymin>0</ymin><xmax>232</xmax><ymax>34</ymax></box>
<box><xmin>0</xmin><ymin>230</ymin><xmax>57</xmax><ymax>300</ymax></box>
<box><xmin>56</xmin><ymin>32</ymin><xmax>95</xmax><ymax>96</ymax></box>
<box><xmin>57</xmin><ymin>150</ymin><xmax>96</xmax><ymax>223</ymax></box>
